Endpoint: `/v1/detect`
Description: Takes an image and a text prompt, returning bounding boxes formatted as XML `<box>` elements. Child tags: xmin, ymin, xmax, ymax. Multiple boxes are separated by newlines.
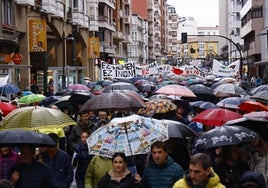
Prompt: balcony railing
<box><xmin>16</xmin><ymin>0</ymin><xmax>35</xmax><ymax>6</ymax></box>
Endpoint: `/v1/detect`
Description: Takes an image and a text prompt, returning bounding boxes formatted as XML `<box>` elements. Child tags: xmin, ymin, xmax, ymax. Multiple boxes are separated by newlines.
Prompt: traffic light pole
<box><xmin>187</xmin><ymin>34</ymin><xmax>243</xmax><ymax>78</ymax></box>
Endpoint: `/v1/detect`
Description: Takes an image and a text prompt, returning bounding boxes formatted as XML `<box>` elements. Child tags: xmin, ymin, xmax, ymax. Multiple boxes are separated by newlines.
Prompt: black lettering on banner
<box><xmin>103</xmin><ymin>70</ymin><xmax>113</xmax><ymax>77</ymax></box>
<box><xmin>115</xmin><ymin>70</ymin><xmax>135</xmax><ymax>78</ymax></box>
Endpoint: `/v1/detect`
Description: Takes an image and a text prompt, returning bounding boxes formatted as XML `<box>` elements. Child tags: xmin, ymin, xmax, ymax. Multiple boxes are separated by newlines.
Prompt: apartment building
<box><xmin>240</xmin><ymin>0</ymin><xmax>264</xmax><ymax>78</ymax></box>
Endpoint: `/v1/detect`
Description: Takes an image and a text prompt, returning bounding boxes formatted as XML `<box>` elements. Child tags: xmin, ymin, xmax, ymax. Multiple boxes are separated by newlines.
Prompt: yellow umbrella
<box><xmin>0</xmin><ymin>106</ymin><xmax>76</xmax><ymax>130</ymax></box>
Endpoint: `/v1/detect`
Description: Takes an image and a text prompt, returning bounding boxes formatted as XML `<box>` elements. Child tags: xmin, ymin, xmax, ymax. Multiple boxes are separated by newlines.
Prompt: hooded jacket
<box><xmin>173</xmin><ymin>168</ymin><xmax>226</xmax><ymax>188</ymax></box>
<box><xmin>142</xmin><ymin>156</ymin><xmax>184</xmax><ymax>188</ymax></box>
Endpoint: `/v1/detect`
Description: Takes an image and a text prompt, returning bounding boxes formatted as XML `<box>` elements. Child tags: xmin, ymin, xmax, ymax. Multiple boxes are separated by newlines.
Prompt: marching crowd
<box><xmin>0</xmin><ymin>75</ymin><xmax>267</xmax><ymax>188</ymax></box>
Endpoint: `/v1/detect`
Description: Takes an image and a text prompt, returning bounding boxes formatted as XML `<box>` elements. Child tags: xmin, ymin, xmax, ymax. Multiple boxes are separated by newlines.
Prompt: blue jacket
<box><xmin>40</xmin><ymin>149</ymin><xmax>74</xmax><ymax>188</ymax></box>
<box><xmin>142</xmin><ymin>156</ymin><xmax>184</xmax><ymax>188</ymax></box>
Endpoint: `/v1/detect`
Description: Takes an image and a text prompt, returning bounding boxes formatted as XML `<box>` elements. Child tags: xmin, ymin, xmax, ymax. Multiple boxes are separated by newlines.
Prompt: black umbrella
<box><xmin>80</xmin><ymin>90</ymin><xmax>145</xmax><ymax>112</ymax></box>
<box><xmin>188</xmin><ymin>84</ymin><xmax>215</xmax><ymax>101</ymax></box>
<box><xmin>224</xmin><ymin>117</ymin><xmax>268</xmax><ymax>138</ymax></box>
<box><xmin>193</xmin><ymin>126</ymin><xmax>260</xmax><ymax>150</ymax></box>
<box><xmin>250</xmin><ymin>91</ymin><xmax>268</xmax><ymax>104</ymax></box>
<box><xmin>0</xmin><ymin>129</ymin><xmax>55</xmax><ymax>147</ymax></box>
<box><xmin>160</xmin><ymin>119</ymin><xmax>198</xmax><ymax>139</ymax></box>
<box><xmin>250</xmin><ymin>84</ymin><xmax>268</xmax><ymax>95</ymax></box>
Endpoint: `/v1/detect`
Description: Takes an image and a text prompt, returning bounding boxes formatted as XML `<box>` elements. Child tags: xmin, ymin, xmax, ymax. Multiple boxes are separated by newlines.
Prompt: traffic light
<box><xmin>181</xmin><ymin>32</ymin><xmax>187</xmax><ymax>43</ymax></box>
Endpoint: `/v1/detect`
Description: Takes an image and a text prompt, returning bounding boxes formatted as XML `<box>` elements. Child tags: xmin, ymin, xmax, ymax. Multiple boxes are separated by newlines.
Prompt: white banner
<box><xmin>136</xmin><ymin>61</ymin><xmax>159</xmax><ymax>76</ymax></box>
<box><xmin>101</xmin><ymin>62</ymin><xmax>136</xmax><ymax>79</ymax></box>
<box><xmin>212</xmin><ymin>59</ymin><xmax>240</xmax><ymax>77</ymax></box>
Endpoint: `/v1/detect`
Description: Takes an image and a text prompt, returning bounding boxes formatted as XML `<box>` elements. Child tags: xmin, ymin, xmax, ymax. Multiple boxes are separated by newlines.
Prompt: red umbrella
<box><xmin>192</xmin><ymin>108</ymin><xmax>242</xmax><ymax>126</ymax></box>
<box><xmin>0</xmin><ymin>102</ymin><xmax>17</xmax><ymax>116</ymax></box>
<box><xmin>155</xmin><ymin>84</ymin><xmax>196</xmax><ymax>98</ymax></box>
<box><xmin>239</xmin><ymin>101</ymin><xmax>268</xmax><ymax>113</ymax></box>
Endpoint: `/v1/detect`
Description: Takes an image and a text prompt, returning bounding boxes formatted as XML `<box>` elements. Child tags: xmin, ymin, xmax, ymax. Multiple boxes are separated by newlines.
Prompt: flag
<box><xmin>0</xmin><ymin>75</ymin><xmax>10</xmax><ymax>87</ymax></box>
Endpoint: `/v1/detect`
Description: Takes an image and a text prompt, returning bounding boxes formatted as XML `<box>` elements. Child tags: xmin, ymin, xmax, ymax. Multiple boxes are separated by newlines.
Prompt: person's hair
<box><xmin>78</xmin><ymin>110</ymin><xmax>88</xmax><ymax>116</ymax></box>
<box><xmin>190</xmin><ymin>153</ymin><xmax>212</xmax><ymax>170</ymax></box>
<box><xmin>48</xmin><ymin>133</ymin><xmax>59</xmax><ymax>143</ymax></box>
<box><xmin>151</xmin><ymin>141</ymin><xmax>168</xmax><ymax>152</ymax></box>
<box><xmin>112</xmin><ymin>152</ymin><xmax>127</xmax><ymax>162</ymax></box>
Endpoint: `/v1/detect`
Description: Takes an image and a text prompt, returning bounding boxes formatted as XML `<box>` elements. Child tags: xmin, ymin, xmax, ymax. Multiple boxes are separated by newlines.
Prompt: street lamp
<box><xmin>62</xmin><ymin>32</ymin><xmax>74</xmax><ymax>89</ymax></box>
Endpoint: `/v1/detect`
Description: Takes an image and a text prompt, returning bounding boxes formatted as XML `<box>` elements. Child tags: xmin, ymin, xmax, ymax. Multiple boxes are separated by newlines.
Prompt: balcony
<box><xmin>72</xmin><ymin>8</ymin><xmax>84</xmax><ymax>26</ymax></box>
<box><xmin>123</xmin><ymin>17</ymin><xmax>131</xmax><ymax>24</ymax></box>
<box><xmin>89</xmin><ymin>16</ymin><xmax>98</xmax><ymax>31</ymax></box>
<box><xmin>113</xmin><ymin>31</ymin><xmax>124</xmax><ymax>41</ymax></box>
<box><xmin>123</xmin><ymin>35</ymin><xmax>132</xmax><ymax>43</ymax></box>
<box><xmin>16</xmin><ymin>0</ymin><xmax>35</xmax><ymax>6</ymax></box>
<box><xmin>99</xmin><ymin>0</ymin><xmax>115</xmax><ymax>9</ymax></box>
<box><xmin>42</xmin><ymin>0</ymin><xmax>57</xmax><ymax>14</ymax></box>
<box><xmin>54</xmin><ymin>0</ymin><xmax>64</xmax><ymax>18</ymax></box>
<box><xmin>98</xmin><ymin>16</ymin><xmax>116</xmax><ymax>31</ymax></box>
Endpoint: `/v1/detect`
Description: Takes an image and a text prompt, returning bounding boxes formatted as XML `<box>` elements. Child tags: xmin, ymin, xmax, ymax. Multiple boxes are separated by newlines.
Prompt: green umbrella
<box><xmin>0</xmin><ymin>106</ymin><xmax>76</xmax><ymax>130</ymax></box>
<box><xmin>18</xmin><ymin>94</ymin><xmax>46</xmax><ymax>104</ymax></box>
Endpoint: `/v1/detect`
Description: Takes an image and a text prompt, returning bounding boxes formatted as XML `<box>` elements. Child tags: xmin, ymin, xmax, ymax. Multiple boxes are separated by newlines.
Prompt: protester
<box><xmin>214</xmin><ymin>145</ymin><xmax>250</xmax><ymax>188</ymax></box>
<box><xmin>0</xmin><ymin>147</ymin><xmax>20</xmax><ymax>180</ymax></box>
<box><xmin>255</xmin><ymin>76</ymin><xmax>262</xmax><ymax>87</ymax></box>
<box><xmin>30</xmin><ymin>80</ymin><xmax>39</xmax><ymax>94</ymax></box>
<box><xmin>142</xmin><ymin>141</ymin><xmax>184</xmax><ymax>188</ymax></box>
<box><xmin>84</xmin><ymin>155</ymin><xmax>113</xmax><ymax>188</ymax></box>
<box><xmin>38</xmin><ymin>133</ymin><xmax>73</xmax><ymax>188</ymax></box>
<box><xmin>171</xmin><ymin>106</ymin><xmax>191</xmax><ymax>125</ymax></box>
<box><xmin>69</xmin><ymin>111</ymin><xmax>97</xmax><ymax>155</ymax></box>
<box><xmin>173</xmin><ymin>152</ymin><xmax>225</xmax><ymax>188</ymax></box>
<box><xmin>98</xmin><ymin>152</ymin><xmax>142</xmax><ymax>188</ymax></box>
<box><xmin>9</xmin><ymin>145</ymin><xmax>54</xmax><ymax>188</ymax></box>
<box><xmin>73</xmin><ymin>131</ymin><xmax>92</xmax><ymax>188</ymax></box>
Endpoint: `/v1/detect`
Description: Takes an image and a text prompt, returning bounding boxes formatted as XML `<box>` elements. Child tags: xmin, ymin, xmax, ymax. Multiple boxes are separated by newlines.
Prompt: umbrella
<box><xmin>213</xmin><ymin>83</ymin><xmax>247</xmax><ymax>97</ymax></box>
<box><xmin>22</xmin><ymin>90</ymin><xmax>33</xmax><ymax>96</ymax></box>
<box><xmin>18</xmin><ymin>94</ymin><xmax>46</xmax><ymax>104</ymax></box>
<box><xmin>103</xmin><ymin>82</ymin><xmax>139</xmax><ymax>93</ymax></box>
<box><xmin>190</xmin><ymin>101</ymin><xmax>219</xmax><ymax>109</ymax></box>
<box><xmin>224</xmin><ymin>117</ymin><xmax>268</xmax><ymax>138</ymax></box>
<box><xmin>192</xmin><ymin>108</ymin><xmax>242</xmax><ymax>126</ymax></box>
<box><xmin>86</xmin><ymin>114</ymin><xmax>169</xmax><ymax>158</ymax></box>
<box><xmin>243</xmin><ymin>111</ymin><xmax>268</xmax><ymax>119</ymax></box>
<box><xmin>137</xmin><ymin>99</ymin><xmax>177</xmax><ymax>117</ymax></box>
<box><xmin>39</xmin><ymin>95</ymin><xmax>62</xmax><ymax>107</ymax></box>
<box><xmin>80</xmin><ymin>90</ymin><xmax>145</xmax><ymax>112</ymax></box>
<box><xmin>188</xmin><ymin>84</ymin><xmax>215</xmax><ymax>101</ymax></box>
<box><xmin>0</xmin><ymin>102</ymin><xmax>17</xmax><ymax>116</ymax></box>
<box><xmin>216</xmin><ymin>97</ymin><xmax>247</xmax><ymax>109</ymax></box>
<box><xmin>160</xmin><ymin>119</ymin><xmax>199</xmax><ymax>139</ymax></box>
<box><xmin>0</xmin><ymin>129</ymin><xmax>55</xmax><ymax>147</ymax></box>
<box><xmin>250</xmin><ymin>91</ymin><xmax>268</xmax><ymax>104</ymax></box>
<box><xmin>239</xmin><ymin>101</ymin><xmax>268</xmax><ymax>113</ymax></box>
<box><xmin>67</xmin><ymin>84</ymin><xmax>89</xmax><ymax>91</ymax></box>
<box><xmin>0</xmin><ymin>106</ymin><xmax>76</xmax><ymax>130</ymax></box>
<box><xmin>250</xmin><ymin>84</ymin><xmax>268</xmax><ymax>95</ymax></box>
<box><xmin>0</xmin><ymin>84</ymin><xmax>20</xmax><ymax>95</ymax></box>
<box><xmin>155</xmin><ymin>84</ymin><xmax>196</xmax><ymax>98</ymax></box>
<box><xmin>0</xmin><ymin>96</ymin><xmax>10</xmax><ymax>102</ymax></box>
<box><xmin>193</xmin><ymin>126</ymin><xmax>260</xmax><ymax>150</ymax></box>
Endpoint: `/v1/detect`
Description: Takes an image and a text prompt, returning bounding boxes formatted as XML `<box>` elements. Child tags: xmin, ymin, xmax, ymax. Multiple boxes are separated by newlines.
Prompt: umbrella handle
<box><xmin>124</xmin><ymin>124</ymin><xmax>137</xmax><ymax>174</ymax></box>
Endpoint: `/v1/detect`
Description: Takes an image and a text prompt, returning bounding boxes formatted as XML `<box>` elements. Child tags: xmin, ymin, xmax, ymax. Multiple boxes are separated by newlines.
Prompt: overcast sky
<box><xmin>166</xmin><ymin>0</ymin><xmax>219</xmax><ymax>27</ymax></box>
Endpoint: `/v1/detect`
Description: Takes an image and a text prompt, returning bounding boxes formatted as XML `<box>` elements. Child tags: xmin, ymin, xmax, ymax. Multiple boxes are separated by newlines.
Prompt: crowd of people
<box><xmin>0</xmin><ymin>74</ymin><xmax>267</xmax><ymax>188</ymax></box>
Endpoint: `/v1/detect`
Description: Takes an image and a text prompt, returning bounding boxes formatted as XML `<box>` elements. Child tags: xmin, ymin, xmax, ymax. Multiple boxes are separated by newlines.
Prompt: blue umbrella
<box><xmin>0</xmin><ymin>84</ymin><xmax>20</xmax><ymax>95</ymax></box>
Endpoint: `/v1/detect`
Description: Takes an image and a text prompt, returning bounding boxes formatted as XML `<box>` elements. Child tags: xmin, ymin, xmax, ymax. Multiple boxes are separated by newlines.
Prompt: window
<box><xmin>2</xmin><ymin>0</ymin><xmax>13</xmax><ymax>25</ymax></box>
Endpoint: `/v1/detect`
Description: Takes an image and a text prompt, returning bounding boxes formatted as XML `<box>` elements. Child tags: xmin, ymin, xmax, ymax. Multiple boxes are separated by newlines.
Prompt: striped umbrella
<box><xmin>0</xmin><ymin>106</ymin><xmax>76</xmax><ymax>130</ymax></box>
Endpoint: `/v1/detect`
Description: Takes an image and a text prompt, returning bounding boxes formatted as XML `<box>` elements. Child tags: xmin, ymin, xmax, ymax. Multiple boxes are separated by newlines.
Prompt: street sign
<box><xmin>11</xmin><ymin>53</ymin><xmax>23</xmax><ymax>64</ymax></box>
